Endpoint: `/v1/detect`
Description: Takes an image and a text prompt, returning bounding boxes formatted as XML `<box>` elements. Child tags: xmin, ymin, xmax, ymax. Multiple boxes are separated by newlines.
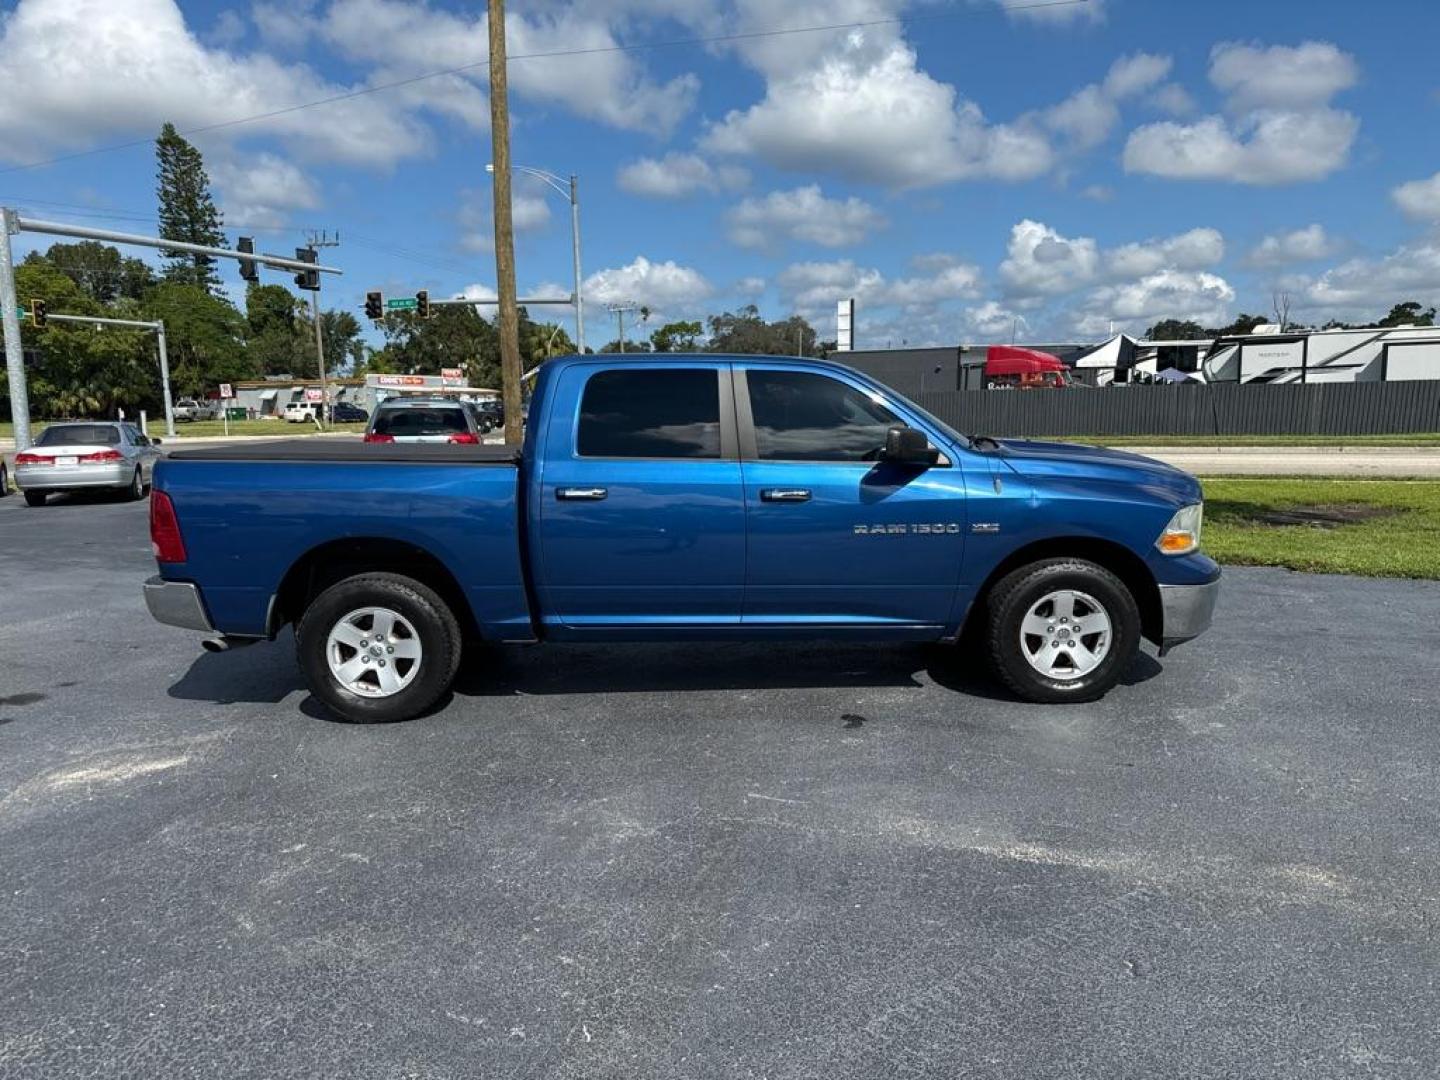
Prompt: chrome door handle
<box><xmin>556</xmin><ymin>487</ymin><xmax>608</xmax><ymax>501</ymax></box>
<box><xmin>760</xmin><ymin>488</ymin><xmax>811</xmax><ymax>503</ymax></box>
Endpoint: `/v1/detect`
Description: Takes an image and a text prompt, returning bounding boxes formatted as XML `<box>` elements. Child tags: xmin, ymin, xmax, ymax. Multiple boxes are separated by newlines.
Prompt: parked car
<box><xmin>173</xmin><ymin>399</ymin><xmax>218</xmax><ymax>422</ymax></box>
<box><xmin>328</xmin><ymin>402</ymin><xmax>369</xmax><ymax>423</ymax></box>
<box><xmin>15</xmin><ymin>422</ymin><xmax>161</xmax><ymax>506</ymax></box>
<box><xmin>144</xmin><ymin>355</ymin><xmax>1219</xmax><ymax>723</ymax></box>
<box><xmin>284</xmin><ymin>401</ymin><xmax>320</xmax><ymax>423</ymax></box>
<box><xmin>471</xmin><ymin>399</ymin><xmax>503</xmax><ymax>433</ymax></box>
<box><xmin>362</xmin><ymin>398</ymin><xmax>482</xmax><ymax>444</ymax></box>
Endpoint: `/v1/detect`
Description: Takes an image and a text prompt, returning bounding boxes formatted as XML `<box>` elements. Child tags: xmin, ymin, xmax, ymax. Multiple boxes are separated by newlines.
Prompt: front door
<box><xmin>535</xmin><ymin>362</ymin><xmax>746</xmax><ymax>629</ymax></box>
<box><xmin>737</xmin><ymin>366</ymin><xmax>966</xmax><ymax>628</ymax></box>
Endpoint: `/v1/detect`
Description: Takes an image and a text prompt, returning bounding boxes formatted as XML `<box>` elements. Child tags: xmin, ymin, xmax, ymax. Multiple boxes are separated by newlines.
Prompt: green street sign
<box><xmin>386</xmin><ymin>297</ymin><xmax>418</xmax><ymax>311</ymax></box>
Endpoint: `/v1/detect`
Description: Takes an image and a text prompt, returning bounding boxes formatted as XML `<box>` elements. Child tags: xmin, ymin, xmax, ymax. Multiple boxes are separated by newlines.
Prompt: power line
<box><xmin>0</xmin><ymin>0</ymin><xmax>1089</xmax><ymax>176</ymax></box>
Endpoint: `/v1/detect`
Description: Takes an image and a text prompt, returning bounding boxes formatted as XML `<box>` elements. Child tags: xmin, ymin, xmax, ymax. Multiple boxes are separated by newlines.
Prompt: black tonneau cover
<box><xmin>167</xmin><ymin>439</ymin><xmax>521</xmax><ymax>465</ymax></box>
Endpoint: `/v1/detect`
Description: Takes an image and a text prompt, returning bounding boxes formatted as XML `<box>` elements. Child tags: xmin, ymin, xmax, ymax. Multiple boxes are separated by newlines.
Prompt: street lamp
<box><xmin>486</xmin><ymin>162</ymin><xmax>584</xmax><ymax>353</ymax></box>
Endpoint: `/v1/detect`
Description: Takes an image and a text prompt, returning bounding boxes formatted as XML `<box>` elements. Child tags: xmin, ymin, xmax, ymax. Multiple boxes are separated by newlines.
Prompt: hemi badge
<box><xmin>970</xmin><ymin>522</ymin><xmax>1000</xmax><ymax>534</ymax></box>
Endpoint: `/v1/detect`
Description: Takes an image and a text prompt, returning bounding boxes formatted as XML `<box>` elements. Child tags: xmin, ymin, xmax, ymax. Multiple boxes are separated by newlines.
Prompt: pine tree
<box><xmin>155</xmin><ymin>123</ymin><xmax>225</xmax><ymax>293</ymax></box>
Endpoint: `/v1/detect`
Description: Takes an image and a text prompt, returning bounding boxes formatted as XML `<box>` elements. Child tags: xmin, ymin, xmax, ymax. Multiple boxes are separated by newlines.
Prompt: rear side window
<box><xmin>36</xmin><ymin>425</ymin><xmax>122</xmax><ymax>447</ymax></box>
<box><xmin>578</xmin><ymin>369</ymin><xmax>721</xmax><ymax>458</ymax></box>
<box><xmin>372</xmin><ymin>407</ymin><xmax>469</xmax><ymax>437</ymax></box>
<box><xmin>747</xmin><ymin>370</ymin><xmax>898</xmax><ymax>461</ymax></box>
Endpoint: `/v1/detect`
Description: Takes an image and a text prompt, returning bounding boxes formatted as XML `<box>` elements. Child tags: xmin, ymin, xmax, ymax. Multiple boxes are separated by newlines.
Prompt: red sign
<box><xmin>375</xmin><ymin>375</ymin><xmax>428</xmax><ymax>387</ymax></box>
<box><xmin>304</xmin><ymin>388</ymin><xmax>324</xmax><ymax>402</ymax></box>
<box><xmin>441</xmin><ymin>367</ymin><xmax>463</xmax><ymax>379</ymax></box>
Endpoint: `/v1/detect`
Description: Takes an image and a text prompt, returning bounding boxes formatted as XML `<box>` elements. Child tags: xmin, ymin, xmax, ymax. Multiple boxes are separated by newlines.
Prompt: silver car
<box><xmin>13</xmin><ymin>422</ymin><xmax>162</xmax><ymax>507</ymax></box>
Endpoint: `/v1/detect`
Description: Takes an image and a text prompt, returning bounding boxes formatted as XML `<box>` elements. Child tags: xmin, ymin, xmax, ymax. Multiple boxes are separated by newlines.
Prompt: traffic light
<box><xmin>237</xmin><ymin>237</ymin><xmax>259</xmax><ymax>283</ymax></box>
<box><xmin>365</xmin><ymin>291</ymin><xmax>383</xmax><ymax>320</ymax></box>
<box><xmin>293</xmin><ymin>247</ymin><xmax>319</xmax><ymax>291</ymax></box>
<box><xmin>30</xmin><ymin>299</ymin><xmax>46</xmax><ymax>328</ymax></box>
<box><xmin>416</xmin><ymin>289</ymin><xmax>430</xmax><ymax>320</ymax></box>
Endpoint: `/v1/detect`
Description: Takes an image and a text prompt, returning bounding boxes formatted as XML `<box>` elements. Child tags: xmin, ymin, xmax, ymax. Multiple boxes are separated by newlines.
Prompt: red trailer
<box><xmin>985</xmin><ymin>345</ymin><xmax>1070</xmax><ymax>389</ymax></box>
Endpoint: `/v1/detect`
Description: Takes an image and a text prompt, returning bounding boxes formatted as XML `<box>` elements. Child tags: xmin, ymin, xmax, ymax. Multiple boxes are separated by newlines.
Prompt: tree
<box><xmin>144</xmin><ymin>282</ymin><xmax>252</xmax><ymax>396</ymax></box>
<box><xmin>1207</xmin><ymin>313</ymin><xmax>1269</xmax><ymax>337</ymax></box>
<box><xmin>37</xmin><ymin>241</ymin><xmax>155</xmax><ymax>304</ymax></box>
<box><xmin>705</xmin><ymin>305</ymin><xmax>822</xmax><ymax>355</ymax></box>
<box><xmin>598</xmin><ymin>339</ymin><xmax>652</xmax><ymax>353</ymax></box>
<box><xmin>649</xmin><ymin>320</ymin><xmax>702</xmax><ymax>352</ymax></box>
<box><xmin>1145</xmin><ymin>318</ymin><xmax>1207</xmax><ymax>341</ymax></box>
<box><xmin>374</xmin><ymin>304</ymin><xmax>501</xmax><ymax>388</ymax></box>
<box><xmin>518</xmin><ymin>314</ymin><xmax>575</xmax><ymax>366</ymax></box>
<box><xmin>155</xmin><ymin>122</ymin><xmax>225</xmax><ymax>292</ymax></box>
<box><xmin>244</xmin><ymin>284</ymin><xmax>304</xmax><ymax>376</ymax></box>
<box><xmin>1377</xmin><ymin>301</ymin><xmax>1436</xmax><ymax>328</ymax></box>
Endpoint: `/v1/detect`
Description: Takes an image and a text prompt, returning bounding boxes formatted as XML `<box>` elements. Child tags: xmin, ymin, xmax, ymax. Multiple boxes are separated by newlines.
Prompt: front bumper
<box><xmin>1158</xmin><ymin>575</ymin><xmax>1220</xmax><ymax>654</ymax></box>
<box><xmin>143</xmin><ymin>576</ymin><xmax>215</xmax><ymax>633</ymax></box>
<box><xmin>16</xmin><ymin>462</ymin><xmax>132</xmax><ymax>491</ymax></box>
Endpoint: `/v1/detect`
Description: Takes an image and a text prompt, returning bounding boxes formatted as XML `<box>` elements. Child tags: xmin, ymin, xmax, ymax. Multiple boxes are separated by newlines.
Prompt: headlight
<box><xmin>1157</xmin><ymin>503</ymin><xmax>1203</xmax><ymax>555</ymax></box>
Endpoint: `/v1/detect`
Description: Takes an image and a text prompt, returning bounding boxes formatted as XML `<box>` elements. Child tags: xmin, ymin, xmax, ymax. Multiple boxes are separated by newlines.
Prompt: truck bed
<box><xmin>167</xmin><ymin>440</ymin><xmax>521</xmax><ymax>464</ymax></box>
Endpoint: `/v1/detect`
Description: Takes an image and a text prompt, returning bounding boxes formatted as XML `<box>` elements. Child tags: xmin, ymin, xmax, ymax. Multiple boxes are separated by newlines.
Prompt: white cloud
<box><xmin>703</xmin><ymin>30</ymin><xmax>1053</xmax><ymax>188</ymax></box>
<box><xmin>1151</xmin><ymin>83</ymin><xmax>1197</xmax><ymax>117</ymax></box>
<box><xmin>206</xmin><ymin>9</ymin><xmax>247</xmax><ymax>47</ymax></box>
<box><xmin>1245</xmin><ymin>224</ymin><xmax>1337</xmax><ymax>267</ymax></box>
<box><xmin>726</xmin><ymin>185</ymin><xmax>886</xmax><ymax>250</ymax></box>
<box><xmin>1208</xmin><ymin>40</ymin><xmax>1359</xmax><ymax>113</ymax></box>
<box><xmin>1042</xmin><ymin>54</ymin><xmax>1168</xmax><ymax>151</ymax></box>
<box><xmin>0</xmin><ymin>0</ymin><xmax>442</xmax><ymax>168</ymax></box>
<box><xmin>1289</xmin><ymin>239</ymin><xmax>1440</xmax><ymax>318</ymax></box>
<box><xmin>583</xmin><ymin>256</ymin><xmax>714</xmax><ymax>315</ymax></box>
<box><xmin>210</xmin><ymin>153</ymin><xmax>320</xmax><ymax>228</ymax></box>
<box><xmin>253</xmin><ymin>1</ymin><xmax>317</xmax><ymax>50</ymax></box>
<box><xmin>322</xmin><ymin>0</ymin><xmax>697</xmax><ymax>135</ymax></box>
<box><xmin>734</xmin><ymin>276</ymin><xmax>767</xmax><ymax>297</ymax></box>
<box><xmin>1072</xmin><ymin>270</ymin><xmax>1235</xmax><ymax>337</ymax></box>
<box><xmin>776</xmin><ymin>256</ymin><xmax>982</xmax><ymax>322</ymax></box>
<box><xmin>1079</xmin><ymin>184</ymin><xmax>1114</xmax><ymax>201</ymax></box>
<box><xmin>1393</xmin><ymin>172</ymin><xmax>1440</xmax><ymax>222</ymax></box>
<box><xmin>1123</xmin><ymin>40</ymin><xmax>1359</xmax><ymax>184</ymax></box>
<box><xmin>617</xmin><ymin>153</ymin><xmax>749</xmax><ymax>198</ymax></box>
<box><xmin>965</xmin><ymin>300</ymin><xmax>1027</xmax><ymax>338</ymax></box>
<box><xmin>1108</xmin><ymin>227</ymin><xmax>1225</xmax><ymax>278</ymax></box>
<box><xmin>458</xmin><ymin>184</ymin><xmax>553</xmax><ymax>254</ymax></box>
<box><xmin>1000</xmin><ymin>219</ymin><xmax>1101</xmax><ymax>298</ymax></box>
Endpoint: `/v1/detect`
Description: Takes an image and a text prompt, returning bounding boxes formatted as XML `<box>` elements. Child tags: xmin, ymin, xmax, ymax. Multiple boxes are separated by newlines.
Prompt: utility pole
<box><xmin>570</xmin><ymin>174</ymin><xmax>584</xmax><ymax>353</ymax></box>
<box><xmin>306</xmin><ymin>230</ymin><xmax>340</xmax><ymax>428</ymax></box>
<box><xmin>0</xmin><ymin>208</ymin><xmax>32</xmax><ymax>450</ymax></box>
<box><xmin>607</xmin><ymin>300</ymin><xmax>638</xmax><ymax>353</ymax></box>
<box><xmin>489</xmin><ymin>0</ymin><xmax>523</xmax><ymax>446</ymax></box>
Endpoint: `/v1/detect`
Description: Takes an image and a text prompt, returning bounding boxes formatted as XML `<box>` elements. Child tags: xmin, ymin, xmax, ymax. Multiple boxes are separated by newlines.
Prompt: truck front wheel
<box><xmin>297</xmin><ymin>572</ymin><xmax>462</xmax><ymax>723</ymax></box>
<box><xmin>985</xmin><ymin>558</ymin><xmax>1141</xmax><ymax>704</ymax></box>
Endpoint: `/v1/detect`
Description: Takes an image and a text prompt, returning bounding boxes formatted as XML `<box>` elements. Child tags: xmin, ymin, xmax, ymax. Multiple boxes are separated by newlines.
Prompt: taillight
<box><xmin>14</xmin><ymin>452</ymin><xmax>48</xmax><ymax>465</ymax></box>
<box><xmin>446</xmin><ymin>432</ymin><xmax>479</xmax><ymax>444</ymax></box>
<box><xmin>150</xmin><ymin>492</ymin><xmax>188</xmax><ymax>563</ymax></box>
<box><xmin>80</xmin><ymin>449</ymin><xmax>124</xmax><ymax>463</ymax></box>
<box><xmin>363</xmin><ymin>433</ymin><xmax>395</xmax><ymax>443</ymax></box>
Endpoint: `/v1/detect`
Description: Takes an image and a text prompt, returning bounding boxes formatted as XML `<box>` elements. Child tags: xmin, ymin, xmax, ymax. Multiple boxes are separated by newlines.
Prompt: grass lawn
<box><xmin>2</xmin><ymin>419</ymin><xmax>365</xmax><ymax>440</ymax></box>
<box><xmin>1070</xmin><ymin>433</ymin><xmax>1440</xmax><ymax>448</ymax></box>
<box><xmin>1202</xmin><ymin>478</ymin><xmax>1440</xmax><ymax>579</ymax></box>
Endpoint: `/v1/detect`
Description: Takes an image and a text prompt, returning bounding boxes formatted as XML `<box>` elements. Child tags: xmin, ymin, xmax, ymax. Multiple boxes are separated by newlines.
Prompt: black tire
<box><xmin>297</xmin><ymin>572</ymin><xmax>463</xmax><ymax>723</ymax></box>
<box><xmin>985</xmin><ymin>558</ymin><xmax>1141</xmax><ymax>704</ymax></box>
<box><xmin>125</xmin><ymin>469</ymin><xmax>145</xmax><ymax>501</ymax></box>
<box><xmin>0</xmin><ymin>464</ymin><xmax>8</xmax><ymax>496</ymax></box>
<box><xmin>24</xmin><ymin>490</ymin><xmax>46</xmax><ymax>507</ymax></box>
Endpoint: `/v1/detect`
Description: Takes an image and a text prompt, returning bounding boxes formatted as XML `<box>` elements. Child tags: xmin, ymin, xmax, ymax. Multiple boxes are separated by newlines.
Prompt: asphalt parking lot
<box><xmin>2</xmin><ymin>491</ymin><xmax>1438</xmax><ymax>1079</ymax></box>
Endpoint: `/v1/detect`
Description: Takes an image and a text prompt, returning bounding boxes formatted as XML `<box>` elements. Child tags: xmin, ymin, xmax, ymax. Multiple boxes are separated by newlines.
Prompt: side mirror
<box><xmin>881</xmin><ymin>425</ymin><xmax>938</xmax><ymax>466</ymax></box>
<box><xmin>151</xmin><ymin>438</ymin><xmax>162</xmax><ymax>446</ymax></box>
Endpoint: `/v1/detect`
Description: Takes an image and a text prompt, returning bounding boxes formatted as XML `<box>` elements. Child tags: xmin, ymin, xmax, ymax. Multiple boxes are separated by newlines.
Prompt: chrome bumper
<box><xmin>16</xmin><ymin>462</ymin><xmax>131</xmax><ymax>490</ymax></box>
<box><xmin>143</xmin><ymin>575</ymin><xmax>214</xmax><ymax>633</ymax></box>
<box><xmin>1158</xmin><ymin>576</ymin><xmax>1220</xmax><ymax>653</ymax></box>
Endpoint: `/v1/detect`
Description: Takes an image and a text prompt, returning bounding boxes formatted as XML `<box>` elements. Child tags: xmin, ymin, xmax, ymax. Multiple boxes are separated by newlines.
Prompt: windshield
<box><xmin>372</xmin><ymin>407</ymin><xmax>469</xmax><ymax>437</ymax></box>
<box><xmin>36</xmin><ymin>424</ymin><xmax>122</xmax><ymax>447</ymax></box>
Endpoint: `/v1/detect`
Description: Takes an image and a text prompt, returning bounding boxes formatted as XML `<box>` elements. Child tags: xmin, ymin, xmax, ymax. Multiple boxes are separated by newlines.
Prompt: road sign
<box><xmin>219</xmin><ymin>383</ymin><xmax>234</xmax><ymax>399</ymax></box>
<box><xmin>386</xmin><ymin>297</ymin><xmax>418</xmax><ymax>311</ymax></box>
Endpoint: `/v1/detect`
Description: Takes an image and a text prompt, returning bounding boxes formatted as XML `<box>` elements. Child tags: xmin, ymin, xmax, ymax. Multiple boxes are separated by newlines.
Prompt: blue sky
<box><xmin>1</xmin><ymin>0</ymin><xmax>1438</xmax><ymax>350</ymax></box>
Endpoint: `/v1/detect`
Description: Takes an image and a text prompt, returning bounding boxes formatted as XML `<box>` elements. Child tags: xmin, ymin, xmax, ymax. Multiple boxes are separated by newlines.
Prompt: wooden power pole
<box><xmin>488</xmin><ymin>0</ymin><xmax>523</xmax><ymax>446</ymax></box>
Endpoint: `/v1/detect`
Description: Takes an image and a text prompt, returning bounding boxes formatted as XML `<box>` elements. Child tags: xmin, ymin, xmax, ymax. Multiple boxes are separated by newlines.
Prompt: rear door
<box><xmin>736</xmin><ymin>364</ymin><xmax>966</xmax><ymax>629</ymax></box>
<box><xmin>534</xmin><ymin>361</ymin><xmax>745</xmax><ymax>629</ymax></box>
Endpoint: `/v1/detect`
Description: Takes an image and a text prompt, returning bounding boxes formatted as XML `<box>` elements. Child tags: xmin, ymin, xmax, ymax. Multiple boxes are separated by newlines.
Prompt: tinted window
<box><xmin>578</xmin><ymin>370</ymin><xmax>721</xmax><ymax>458</ymax></box>
<box><xmin>372</xmin><ymin>407</ymin><xmax>470</xmax><ymax>437</ymax></box>
<box><xmin>36</xmin><ymin>424</ymin><xmax>122</xmax><ymax>447</ymax></box>
<box><xmin>747</xmin><ymin>371</ymin><xmax>898</xmax><ymax>461</ymax></box>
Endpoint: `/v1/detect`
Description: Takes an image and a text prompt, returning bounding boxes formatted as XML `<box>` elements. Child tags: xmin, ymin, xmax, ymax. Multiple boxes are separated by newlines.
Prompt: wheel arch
<box><xmin>271</xmin><ymin>537</ymin><xmax>479</xmax><ymax>640</ymax></box>
<box><xmin>966</xmin><ymin>536</ymin><xmax>1162</xmax><ymax>646</ymax></box>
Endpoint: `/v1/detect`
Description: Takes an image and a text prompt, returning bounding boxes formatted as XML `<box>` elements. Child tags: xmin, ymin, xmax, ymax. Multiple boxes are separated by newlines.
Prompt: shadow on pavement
<box><xmin>167</xmin><ymin>631</ymin><xmax>1166</xmax><ymax>711</ymax></box>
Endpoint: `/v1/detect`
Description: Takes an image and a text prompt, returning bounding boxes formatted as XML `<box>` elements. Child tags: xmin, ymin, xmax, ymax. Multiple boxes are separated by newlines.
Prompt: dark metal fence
<box><xmin>911</xmin><ymin>382</ymin><xmax>1440</xmax><ymax>438</ymax></box>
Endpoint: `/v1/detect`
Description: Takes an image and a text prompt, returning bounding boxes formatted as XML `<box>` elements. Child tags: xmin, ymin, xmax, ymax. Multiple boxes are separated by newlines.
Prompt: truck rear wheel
<box><xmin>297</xmin><ymin>572</ymin><xmax>462</xmax><ymax>723</ymax></box>
<box><xmin>985</xmin><ymin>558</ymin><xmax>1141</xmax><ymax>704</ymax></box>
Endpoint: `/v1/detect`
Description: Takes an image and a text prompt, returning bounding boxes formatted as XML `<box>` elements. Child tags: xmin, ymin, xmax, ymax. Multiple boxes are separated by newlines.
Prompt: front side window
<box><xmin>748</xmin><ymin>370</ymin><xmax>899</xmax><ymax>461</ymax></box>
<box><xmin>578</xmin><ymin>369</ymin><xmax>721</xmax><ymax>458</ymax></box>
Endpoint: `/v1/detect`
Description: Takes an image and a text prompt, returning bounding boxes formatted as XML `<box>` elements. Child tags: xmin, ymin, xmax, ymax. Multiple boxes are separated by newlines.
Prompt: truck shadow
<box><xmin>166</xmin><ymin>632</ymin><xmax>1164</xmax><ymax>715</ymax></box>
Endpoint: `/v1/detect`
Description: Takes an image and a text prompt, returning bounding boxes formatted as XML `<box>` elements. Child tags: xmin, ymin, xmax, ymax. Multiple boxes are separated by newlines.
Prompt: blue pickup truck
<box><xmin>143</xmin><ymin>354</ymin><xmax>1218</xmax><ymax>722</ymax></box>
